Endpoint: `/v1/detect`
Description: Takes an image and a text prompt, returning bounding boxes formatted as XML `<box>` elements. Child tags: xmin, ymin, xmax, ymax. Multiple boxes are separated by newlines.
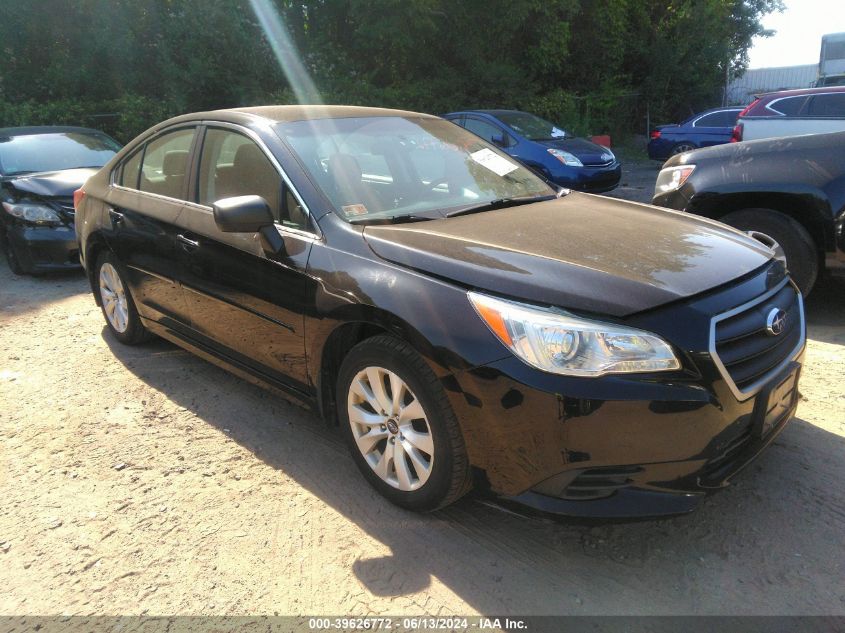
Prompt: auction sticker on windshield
<box><xmin>470</xmin><ymin>148</ymin><xmax>519</xmax><ymax>177</ymax></box>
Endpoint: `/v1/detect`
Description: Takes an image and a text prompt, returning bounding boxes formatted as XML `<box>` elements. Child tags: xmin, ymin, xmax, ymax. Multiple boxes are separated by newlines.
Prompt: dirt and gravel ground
<box><xmin>1</xmin><ymin>214</ymin><xmax>844</xmax><ymax>616</ymax></box>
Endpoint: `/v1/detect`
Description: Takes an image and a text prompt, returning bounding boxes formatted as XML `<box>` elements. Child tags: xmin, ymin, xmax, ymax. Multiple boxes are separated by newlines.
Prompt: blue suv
<box><xmin>444</xmin><ymin>110</ymin><xmax>621</xmax><ymax>192</ymax></box>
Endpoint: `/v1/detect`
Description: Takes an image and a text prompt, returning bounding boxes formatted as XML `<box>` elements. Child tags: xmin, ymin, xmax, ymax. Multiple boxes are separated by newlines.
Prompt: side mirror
<box><xmin>212</xmin><ymin>195</ymin><xmax>284</xmax><ymax>254</ymax></box>
<box><xmin>212</xmin><ymin>195</ymin><xmax>274</xmax><ymax>232</ymax></box>
<box><xmin>491</xmin><ymin>134</ymin><xmax>508</xmax><ymax>148</ymax></box>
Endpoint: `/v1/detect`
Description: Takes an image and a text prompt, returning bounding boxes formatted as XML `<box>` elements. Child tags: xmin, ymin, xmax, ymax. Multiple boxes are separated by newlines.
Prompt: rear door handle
<box><xmin>177</xmin><ymin>234</ymin><xmax>200</xmax><ymax>251</ymax></box>
<box><xmin>108</xmin><ymin>208</ymin><xmax>124</xmax><ymax>224</ymax></box>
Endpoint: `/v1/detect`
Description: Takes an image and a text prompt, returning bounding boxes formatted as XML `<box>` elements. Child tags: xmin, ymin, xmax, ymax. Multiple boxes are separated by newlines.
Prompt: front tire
<box><xmin>0</xmin><ymin>229</ymin><xmax>25</xmax><ymax>275</ymax></box>
<box><xmin>95</xmin><ymin>251</ymin><xmax>152</xmax><ymax>345</ymax></box>
<box><xmin>721</xmin><ymin>208</ymin><xmax>818</xmax><ymax>296</ymax></box>
<box><xmin>337</xmin><ymin>335</ymin><xmax>472</xmax><ymax>512</ymax></box>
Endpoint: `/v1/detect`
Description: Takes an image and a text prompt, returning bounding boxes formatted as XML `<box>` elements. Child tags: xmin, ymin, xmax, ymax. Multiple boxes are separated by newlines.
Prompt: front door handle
<box><xmin>177</xmin><ymin>234</ymin><xmax>200</xmax><ymax>251</ymax></box>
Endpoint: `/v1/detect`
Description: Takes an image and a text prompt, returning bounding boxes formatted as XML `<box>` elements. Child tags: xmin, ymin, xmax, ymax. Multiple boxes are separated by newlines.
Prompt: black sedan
<box><xmin>1</xmin><ymin>126</ymin><xmax>121</xmax><ymax>274</ymax></box>
<box><xmin>75</xmin><ymin>106</ymin><xmax>805</xmax><ymax>518</ymax></box>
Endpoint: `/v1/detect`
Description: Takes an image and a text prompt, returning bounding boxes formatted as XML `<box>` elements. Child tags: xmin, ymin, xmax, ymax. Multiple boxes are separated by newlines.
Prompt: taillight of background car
<box><xmin>650</xmin><ymin>129</ymin><xmax>662</xmax><ymax>139</ymax></box>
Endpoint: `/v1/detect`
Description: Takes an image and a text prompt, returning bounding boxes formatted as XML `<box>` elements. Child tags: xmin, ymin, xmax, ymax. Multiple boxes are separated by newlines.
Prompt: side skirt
<box><xmin>142</xmin><ymin>317</ymin><xmax>318</xmax><ymax>413</ymax></box>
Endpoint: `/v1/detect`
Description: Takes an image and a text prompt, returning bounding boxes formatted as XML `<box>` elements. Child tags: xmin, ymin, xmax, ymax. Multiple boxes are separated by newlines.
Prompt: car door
<box><xmin>176</xmin><ymin>125</ymin><xmax>315</xmax><ymax>390</ymax></box>
<box><xmin>691</xmin><ymin>110</ymin><xmax>740</xmax><ymax>147</ymax></box>
<box><xmin>104</xmin><ymin>126</ymin><xmax>197</xmax><ymax>331</ymax></box>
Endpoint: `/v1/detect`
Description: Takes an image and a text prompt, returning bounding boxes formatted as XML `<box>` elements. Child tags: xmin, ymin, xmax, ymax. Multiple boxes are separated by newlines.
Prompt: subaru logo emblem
<box><xmin>765</xmin><ymin>308</ymin><xmax>787</xmax><ymax>336</ymax></box>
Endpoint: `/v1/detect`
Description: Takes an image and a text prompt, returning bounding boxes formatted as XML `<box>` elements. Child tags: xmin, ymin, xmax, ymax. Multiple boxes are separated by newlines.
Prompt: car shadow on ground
<box><xmin>102</xmin><ymin>323</ymin><xmax>845</xmax><ymax>614</ymax></box>
<box><xmin>0</xmin><ymin>258</ymin><xmax>88</xmax><ymax>319</ymax></box>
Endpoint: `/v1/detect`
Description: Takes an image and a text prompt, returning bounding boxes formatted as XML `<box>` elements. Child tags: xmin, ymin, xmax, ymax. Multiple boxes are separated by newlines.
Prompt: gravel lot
<box><xmin>1</xmin><ymin>212</ymin><xmax>844</xmax><ymax>615</ymax></box>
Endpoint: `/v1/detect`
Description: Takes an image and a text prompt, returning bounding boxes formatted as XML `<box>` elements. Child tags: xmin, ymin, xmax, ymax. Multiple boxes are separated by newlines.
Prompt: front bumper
<box><xmin>6</xmin><ymin>224</ymin><xmax>80</xmax><ymax>272</ymax></box>
<box><xmin>551</xmin><ymin>162</ymin><xmax>622</xmax><ymax>193</ymax></box>
<box><xmin>445</xmin><ymin>267</ymin><xmax>805</xmax><ymax>518</ymax></box>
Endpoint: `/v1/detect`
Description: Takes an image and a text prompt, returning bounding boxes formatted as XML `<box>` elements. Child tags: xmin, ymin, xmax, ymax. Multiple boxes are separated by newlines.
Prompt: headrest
<box><xmin>162</xmin><ymin>150</ymin><xmax>189</xmax><ymax>177</ymax></box>
<box><xmin>233</xmin><ymin>143</ymin><xmax>268</xmax><ymax>172</ymax></box>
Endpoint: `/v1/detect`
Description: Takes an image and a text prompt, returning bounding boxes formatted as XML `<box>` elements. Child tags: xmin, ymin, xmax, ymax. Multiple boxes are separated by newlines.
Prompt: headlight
<box><xmin>469</xmin><ymin>292</ymin><xmax>681</xmax><ymax>376</ymax></box>
<box><xmin>547</xmin><ymin>148</ymin><xmax>583</xmax><ymax>167</ymax></box>
<box><xmin>1</xmin><ymin>201</ymin><xmax>63</xmax><ymax>225</ymax></box>
<box><xmin>654</xmin><ymin>165</ymin><xmax>695</xmax><ymax>195</ymax></box>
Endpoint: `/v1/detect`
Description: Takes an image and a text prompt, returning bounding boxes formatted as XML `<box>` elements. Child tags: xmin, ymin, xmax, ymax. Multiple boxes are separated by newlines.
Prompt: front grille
<box><xmin>711</xmin><ymin>279</ymin><xmax>804</xmax><ymax>397</ymax></box>
<box><xmin>560</xmin><ymin>466</ymin><xmax>642</xmax><ymax>500</ymax></box>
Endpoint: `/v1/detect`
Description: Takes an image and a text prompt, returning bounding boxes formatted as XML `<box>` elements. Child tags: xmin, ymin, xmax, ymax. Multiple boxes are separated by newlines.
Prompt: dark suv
<box><xmin>75</xmin><ymin>106</ymin><xmax>805</xmax><ymax>518</ymax></box>
<box><xmin>652</xmin><ymin>130</ymin><xmax>845</xmax><ymax>295</ymax></box>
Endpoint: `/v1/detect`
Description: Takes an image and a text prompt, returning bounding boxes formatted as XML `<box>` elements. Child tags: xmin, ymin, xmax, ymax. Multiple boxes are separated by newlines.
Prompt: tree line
<box><xmin>0</xmin><ymin>0</ymin><xmax>781</xmax><ymax>143</ymax></box>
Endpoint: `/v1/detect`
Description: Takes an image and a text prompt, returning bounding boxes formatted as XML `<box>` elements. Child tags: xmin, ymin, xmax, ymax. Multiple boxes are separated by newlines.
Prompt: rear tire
<box><xmin>670</xmin><ymin>142</ymin><xmax>696</xmax><ymax>155</ymax></box>
<box><xmin>721</xmin><ymin>208</ymin><xmax>818</xmax><ymax>296</ymax></box>
<box><xmin>337</xmin><ymin>335</ymin><xmax>472</xmax><ymax>512</ymax></box>
<box><xmin>95</xmin><ymin>251</ymin><xmax>153</xmax><ymax>345</ymax></box>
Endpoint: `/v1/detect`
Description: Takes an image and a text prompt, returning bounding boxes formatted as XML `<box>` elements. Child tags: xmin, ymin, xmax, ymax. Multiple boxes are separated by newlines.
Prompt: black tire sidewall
<box><xmin>722</xmin><ymin>208</ymin><xmax>818</xmax><ymax>295</ymax></box>
<box><xmin>1</xmin><ymin>229</ymin><xmax>25</xmax><ymax>275</ymax></box>
<box><xmin>95</xmin><ymin>251</ymin><xmax>148</xmax><ymax>344</ymax></box>
<box><xmin>337</xmin><ymin>337</ymin><xmax>462</xmax><ymax>512</ymax></box>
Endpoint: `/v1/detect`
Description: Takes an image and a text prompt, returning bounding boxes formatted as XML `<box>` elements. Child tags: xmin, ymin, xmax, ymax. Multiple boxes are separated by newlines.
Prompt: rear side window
<box><xmin>139</xmin><ymin>128</ymin><xmax>196</xmax><ymax>200</ymax></box>
<box><xmin>119</xmin><ymin>149</ymin><xmax>143</xmax><ymax>188</ymax></box>
<box><xmin>766</xmin><ymin>96</ymin><xmax>808</xmax><ymax>116</ymax></box>
<box><xmin>806</xmin><ymin>93</ymin><xmax>845</xmax><ymax>117</ymax></box>
<box><xmin>694</xmin><ymin>110</ymin><xmax>740</xmax><ymax>127</ymax></box>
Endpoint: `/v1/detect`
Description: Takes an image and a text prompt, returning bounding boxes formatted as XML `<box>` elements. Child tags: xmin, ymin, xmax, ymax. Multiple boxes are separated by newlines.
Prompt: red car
<box><xmin>731</xmin><ymin>86</ymin><xmax>845</xmax><ymax>142</ymax></box>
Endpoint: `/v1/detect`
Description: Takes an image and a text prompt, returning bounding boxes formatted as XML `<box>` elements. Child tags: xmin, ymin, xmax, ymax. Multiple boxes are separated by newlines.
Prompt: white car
<box><xmin>732</xmin><ymin>87</ymin><xmax>845</xmax><ymax>141</ymax></box>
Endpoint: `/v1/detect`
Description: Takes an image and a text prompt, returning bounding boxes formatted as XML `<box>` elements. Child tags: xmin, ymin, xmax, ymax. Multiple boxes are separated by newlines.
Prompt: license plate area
<box><xmin>755</xmin><ymin>364</ymin><xmax>800</xmax><ymax>438</ymax></box>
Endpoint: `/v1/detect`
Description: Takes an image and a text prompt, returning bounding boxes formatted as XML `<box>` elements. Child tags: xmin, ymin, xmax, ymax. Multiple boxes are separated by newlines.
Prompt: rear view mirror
<box><xmin>212</xmin><ymin>195</ymin><xmax>284</xmax><ymax>254</ymax></box>
<box><xmin>491</xmin><ymin>134</ymin><xmax>507</xmax><ymax>147</ymax></box>
<box><xmin>212</xmin><ymin>195</ymin><xmax>274</xmax><ymax>233</ymax></box>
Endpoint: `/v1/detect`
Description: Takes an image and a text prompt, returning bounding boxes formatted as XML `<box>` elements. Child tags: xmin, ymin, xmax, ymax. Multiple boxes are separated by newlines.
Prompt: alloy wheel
<box><xmin>99</xmin><ymin>262</ymin><xmax>129</xmax><ymax>333</ymax></box>
<box><xmin>346</xmin><ymin>366</ymin><xmax>434</xmax><ymax>491</ymax></box>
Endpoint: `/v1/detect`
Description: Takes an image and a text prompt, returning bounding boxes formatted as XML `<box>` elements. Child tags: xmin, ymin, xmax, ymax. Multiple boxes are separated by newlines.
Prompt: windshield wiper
<box><xmin>445</xmin><ymin>195</ymin><xmax>556</xmax><ymax>218</ymax></box>
<box><xmin>349</xmin><ymin>214</ymin><xmax>436</xmax><ymax>226</ymax></box>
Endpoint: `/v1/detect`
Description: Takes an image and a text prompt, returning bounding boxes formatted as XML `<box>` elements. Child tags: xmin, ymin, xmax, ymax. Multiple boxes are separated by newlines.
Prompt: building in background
<box><xmin>817</xmin><ymin>32</ymin><xmax>845</xmax><ymax>87</ymax></box>
<box><xmin>726</xmin><ymin>64</ymin><xmax>818</xmax><ymax>105</ymax></box>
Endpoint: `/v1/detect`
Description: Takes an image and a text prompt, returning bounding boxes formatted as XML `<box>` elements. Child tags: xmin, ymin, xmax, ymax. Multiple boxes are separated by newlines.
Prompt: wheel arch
<box><xmin>688</xmin><ymin>191</ymin><xmax>832</xmax><ymax>257</ymax></box>
<box><xmin>83</xmin><ymin>232</ymin><xmax>113</xmax><ymax>306</ymax></box>
<box><xmin>312</xmin><ymin>306</ymin><xmax>457</xmax><ymax>427</ymax></box>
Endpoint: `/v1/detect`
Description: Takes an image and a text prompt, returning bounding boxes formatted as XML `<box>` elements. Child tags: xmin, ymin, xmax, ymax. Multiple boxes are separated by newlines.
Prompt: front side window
<box><xmin>276</xmin><ymin>116</ymin><xmax>554</xmax><ymax>223</ymax></box>
<box><xmin>139</xmin><ymin>128</ymin><xmax>195</xmax><ymax>200</ymax></box>
<box><xmin>463</xmin><ymin>118</ymin><xmax>511</xmax><ymax>146</ymax></box>
<box><xmin>198</xmin><ymin>128</ymin><xmax>308</xmax><ymax>231</ymax></box>
<box><xmin>0</xmin><ymin>131</ymin><xmax>120</xmax><ymax>177</ymax></box>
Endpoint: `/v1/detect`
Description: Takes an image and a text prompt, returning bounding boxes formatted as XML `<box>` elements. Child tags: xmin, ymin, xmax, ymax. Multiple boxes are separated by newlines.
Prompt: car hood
<box><xmin>363</xmin><ymin>193</ymin><xmax>774</xmax><ymax>317</ymax></box>
<box><xmin>3</xmin><ymin>167</ymin><xmax>98</xmax><ymax>198</ymax></box>
<box><xmin>535</xmin><ymin>137</ymin><xmax>614</xmax><ymax>165</ymax></box>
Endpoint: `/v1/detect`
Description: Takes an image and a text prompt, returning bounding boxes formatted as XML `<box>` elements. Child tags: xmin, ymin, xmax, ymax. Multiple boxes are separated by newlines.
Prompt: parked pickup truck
<box><xmin>731</xmin><ymin>86</ymin><xmax>845</xmax><ymax>142</ymax></box>
<box><xmin>652</xmin><ymin>130</ymin><xmax>845</xmax><ymax>296</ymax></box>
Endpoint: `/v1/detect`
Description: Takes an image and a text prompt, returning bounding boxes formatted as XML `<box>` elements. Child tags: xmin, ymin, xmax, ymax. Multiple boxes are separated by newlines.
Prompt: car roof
<box><xmin>159</xmin><ymin>105</ymin><xmax>437</xmax><ymax>129</ymax></box>
<box><xmin>0</xmin><ymin>125</ymin><xmax>110</xmax><ymax>137</ymax></box>
<box><xmin>446</xmin><ymin>109</ymin><xmax>524</xmax><ymax>118</ymax></box>
<box><xmin>756</xmin><ymin>85</ymin><xmax>845</xmax><ymax>99</ymax></box>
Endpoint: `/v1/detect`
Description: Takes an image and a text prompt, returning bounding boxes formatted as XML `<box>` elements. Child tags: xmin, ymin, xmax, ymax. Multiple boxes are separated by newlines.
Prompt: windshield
<box><xmin>0</xmin><ymin>132</ymin><xmax>121</xmax><ymax>176</ymax></box>
<box><xmin>275</xmin><ymin>116</ymin><xmax>554</xmax><ymax>222</ymax></box>
<box><xmin>494</xmin><ymin>112</ymin><xmax>571</xmax><ymax>141</ymax></box>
